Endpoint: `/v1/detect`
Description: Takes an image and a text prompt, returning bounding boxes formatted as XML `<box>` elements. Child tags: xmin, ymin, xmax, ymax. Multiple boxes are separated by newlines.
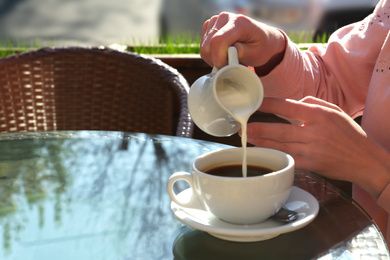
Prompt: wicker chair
<box><xmin>0</xmin><ymin>47</ymin><xmax>193</xmax><ymax>137</ymax></box>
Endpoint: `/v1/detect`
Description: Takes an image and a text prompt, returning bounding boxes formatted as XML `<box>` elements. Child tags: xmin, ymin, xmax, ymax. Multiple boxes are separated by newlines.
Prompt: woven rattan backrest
<box><xmin>0</xmin><ymin>47</ymin><xmax>193</xmax><ymax>137</ymax></box>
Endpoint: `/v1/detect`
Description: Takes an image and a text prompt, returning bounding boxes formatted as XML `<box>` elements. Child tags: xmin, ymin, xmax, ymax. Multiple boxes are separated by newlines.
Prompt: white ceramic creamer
<box><xmin>188</xmin><ymin>46</ymin><xmax>264</xmax><ymax>137</ymax></box>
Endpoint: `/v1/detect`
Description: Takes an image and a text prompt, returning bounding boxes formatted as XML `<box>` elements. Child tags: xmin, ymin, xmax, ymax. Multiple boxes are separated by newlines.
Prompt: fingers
<box><xmin>245</xmin><ymin>123</ymin><xmax>322</xmax><ymax>172</ymax></box>
<box><xmin>201</xmin><ymin>19</ymin><xmax>210</xmax><ymax>43</ymax></box>
<box><xmin>201</xmin><ymin>12</ymin><xmax>233</xmax><ymax>68</ymax></box>
<box><xmin>246</xmin><ymin>122</ymin><xmax>304</xmax><ymax>143</ymax></box>
<box><xmin>246</xmin><ymin>97</ymin><xmax>374</xmax><ymax>181</ymax></box>
<box><xmin>201</xmin><ymin>15</ymin><xmax>220</xmax><ymax>43</ymax></box>
<box><xmin>201</xmin><ymin>12</ymin><xmax>259</xmax><ymax>68</ymax></box>
<box><xmin>300</xmin><ymin>96</ymin><xmax>343</xmax><ymax>112</ymax></box>
<box><xmin>247</xmin><ymin>133</ymin><xmax>311</xmax><ymax>167</ymax></box>
<box><xmin>258</xmin><ymin>97</ymin><xmax>342</xmax><ymax>124</ymax></box>
<box><xmin>258</xmin><ymin>98</ymin><xmax>309</xmax><ymax>123</ymax></box>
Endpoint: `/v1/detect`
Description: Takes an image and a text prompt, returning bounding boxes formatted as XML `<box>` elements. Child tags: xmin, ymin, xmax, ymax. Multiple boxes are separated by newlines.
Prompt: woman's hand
<box><xmin>200</xmin><ymin>12</ymin><xmax>286</xmax><ymax>73</ymax></box>
<box><xmin>246</xmin><ymin>97</ymin><xmax>390</xmax><ymax>198</ymax></box>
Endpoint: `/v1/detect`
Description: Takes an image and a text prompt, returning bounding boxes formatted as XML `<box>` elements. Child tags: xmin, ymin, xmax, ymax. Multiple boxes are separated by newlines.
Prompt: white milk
<box><xmin>217</xmin><ymin>79</ymin><xmax>254</xmax><ymax>177</ymax></box>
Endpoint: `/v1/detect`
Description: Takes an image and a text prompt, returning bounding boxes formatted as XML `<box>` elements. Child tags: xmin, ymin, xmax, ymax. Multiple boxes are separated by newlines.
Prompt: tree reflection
<box><xmin>0</xmin><ymin>137</ymin><xmax>70</xmax><ymax>254</ymax></box>
<box><xmin>0</xmin><ymin>132</ymin><xmax>221</xmax><ymax>259</ymax></box>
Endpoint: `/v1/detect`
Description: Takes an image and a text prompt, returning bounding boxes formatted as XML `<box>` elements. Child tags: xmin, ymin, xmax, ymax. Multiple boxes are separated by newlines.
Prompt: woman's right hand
<box><xmin>200</xmin><ymin>12</ymin><xmax>287</xmax><ymax>73</ymax></box>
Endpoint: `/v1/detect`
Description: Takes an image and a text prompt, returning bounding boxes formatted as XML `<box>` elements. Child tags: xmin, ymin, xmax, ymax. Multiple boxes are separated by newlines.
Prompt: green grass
<box><xmin>127</xmin><ymin>34</ymin><xmax>201</xmax><ymax>54</ymax></box>
<box><xmin>128</xmin><ymin>31</ymin><xmax>329</xmax><ymax>54</ymax></box>
<box><xmin>129</xmin><ymin>31</ymin><xmax>329</xmax><ymax>54</ymax></box>
<box><xmin>288</xmin><ymin>31</ymin><xmax>329</xmax><ymax>45</ymax></box>
<box><xmin>0</xmin><ymin>38</ymin><xmax>44</xmax><ymax>57</ymax></box>
<box><xmin>0</xmin><ymin>32</ymin><xmax>329</xmax><ymax>57</ymax></box>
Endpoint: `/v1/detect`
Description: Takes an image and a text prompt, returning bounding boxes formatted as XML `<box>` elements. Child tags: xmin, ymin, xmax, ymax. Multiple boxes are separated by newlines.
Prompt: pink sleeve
<box><xmin>378</xmin><ymin>184</ymin><xmax>390</xmax><ymax>213</ymax></box>
<box><xmin>260</xmin><ymin>11</ymin><xmax>387</xmax><ymax>118</ymax></box>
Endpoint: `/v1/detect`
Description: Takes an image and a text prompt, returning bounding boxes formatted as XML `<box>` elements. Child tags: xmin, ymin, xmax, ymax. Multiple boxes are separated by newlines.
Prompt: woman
<box><xmin>200</xmin><ymin>0</ymin><xmax>390</xmax><ymax>244</ymax></box>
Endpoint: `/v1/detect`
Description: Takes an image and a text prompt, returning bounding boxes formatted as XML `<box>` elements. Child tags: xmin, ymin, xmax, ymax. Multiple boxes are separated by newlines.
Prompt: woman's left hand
<box><xmin>246</xmin><ymin>97</ymin><xmax>390</xmax><ymax>198</ymax></box>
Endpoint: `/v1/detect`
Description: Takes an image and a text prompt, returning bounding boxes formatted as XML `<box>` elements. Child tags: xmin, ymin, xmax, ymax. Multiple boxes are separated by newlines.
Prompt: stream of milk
<box><xmin>216</xmin><ymin>78</ymin><xmax>254</xmax><ymax>178</ymax></box>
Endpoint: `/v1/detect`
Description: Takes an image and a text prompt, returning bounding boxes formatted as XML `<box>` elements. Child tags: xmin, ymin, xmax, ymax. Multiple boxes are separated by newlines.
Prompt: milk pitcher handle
<box><xmin>228</xmin><ymin>46</ymin><xmax>239</xmax><ymax>65</ymax></box>
<box><xmin>210</xmin><ymin>46</ymin><xmax>239</xmax><ymax>74</ymax></box>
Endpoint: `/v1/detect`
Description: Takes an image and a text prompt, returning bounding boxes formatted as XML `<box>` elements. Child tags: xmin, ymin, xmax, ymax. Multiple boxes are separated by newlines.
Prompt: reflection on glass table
<box><xmin>0</xmin><ymin>131</ymin><xmax>388</xmax><ymax>260</ymax></box>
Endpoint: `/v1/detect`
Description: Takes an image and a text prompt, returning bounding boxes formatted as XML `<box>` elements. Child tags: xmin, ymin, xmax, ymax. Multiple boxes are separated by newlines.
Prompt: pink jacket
<box><xmin>261</xmin><ymin>0</ymin><xmax>390</xmax><ymax>244</ymax></box>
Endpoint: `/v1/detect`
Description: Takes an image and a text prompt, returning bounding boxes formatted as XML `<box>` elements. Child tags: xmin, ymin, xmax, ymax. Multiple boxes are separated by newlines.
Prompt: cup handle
<box><xmin>167</xmin><ymin>172</ymin><xmax>202</xmax><ymax>209</ymax></box>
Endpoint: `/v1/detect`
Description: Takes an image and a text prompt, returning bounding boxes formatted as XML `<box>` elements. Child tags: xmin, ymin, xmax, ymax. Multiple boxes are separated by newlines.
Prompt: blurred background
<box><xmin>162</xmin><ymin>0</ymin><xmax>379</xmax><ymax>41</ymax></box>
<box><xmin>0</xmin><ymin>0</ymin><xmax>380</xmax><ymax>47</ymax></box>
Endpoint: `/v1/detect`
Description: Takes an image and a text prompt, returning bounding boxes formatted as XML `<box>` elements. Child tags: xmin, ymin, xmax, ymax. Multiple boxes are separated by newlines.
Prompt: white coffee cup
<box><xmin>188</xmin><ymin>47</ymin><xmax>264</xmax><ymax>137</ymax></box>
<box><xmin>167</xmin><ymin>147</ymin><xmax>295</xmax><ymax>225</ymax></box>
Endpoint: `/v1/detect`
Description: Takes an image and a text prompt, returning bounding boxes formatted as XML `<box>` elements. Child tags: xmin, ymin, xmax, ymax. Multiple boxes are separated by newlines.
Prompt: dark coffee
<box><xmin>206</xmin><ymin>164</ymin><xmax>273</xmax><ymax>178</ymax></box>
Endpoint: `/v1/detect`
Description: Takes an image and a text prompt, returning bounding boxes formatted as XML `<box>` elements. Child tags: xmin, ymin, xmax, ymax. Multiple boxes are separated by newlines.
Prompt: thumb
<box><xmin>300</xmin><ymin>96</ymin><xmax>343</xmax><ymax>112</ymax></box>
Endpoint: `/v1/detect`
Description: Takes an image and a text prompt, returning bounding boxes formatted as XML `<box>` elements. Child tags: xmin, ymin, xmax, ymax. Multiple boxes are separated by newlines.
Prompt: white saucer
<box><xmin>171</xmin><ymin>186</ymin><xmax>319</xmax><ymax>242</ymax></box>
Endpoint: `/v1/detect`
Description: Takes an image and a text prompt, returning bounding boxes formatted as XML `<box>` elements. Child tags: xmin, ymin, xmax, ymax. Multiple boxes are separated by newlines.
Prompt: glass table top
<box><xmin>0</xmin><ymin>131</ymin><xmax>388</xmax><ymax>259</ymax></box>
